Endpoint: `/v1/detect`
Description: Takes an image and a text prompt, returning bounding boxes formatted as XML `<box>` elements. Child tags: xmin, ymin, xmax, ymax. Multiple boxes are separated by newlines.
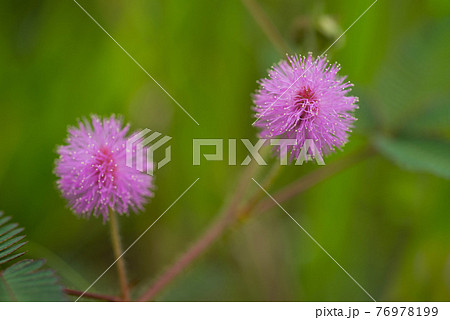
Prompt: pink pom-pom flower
<box><xmin>253</xmin><ymin>54</ymin><xmax>358</xmax><ymax>161</ymax></box>
<box><xmin>55</xmin><ymin>115</ymin><xmax>153</xmax><ymax>221</ymax></box>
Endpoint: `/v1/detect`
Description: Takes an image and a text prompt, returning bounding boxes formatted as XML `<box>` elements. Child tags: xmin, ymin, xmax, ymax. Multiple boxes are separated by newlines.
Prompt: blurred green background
<box><xmin>0</xmin><ymin>0</ymin><xmax>449</xmax><ymax>301</ymax></box>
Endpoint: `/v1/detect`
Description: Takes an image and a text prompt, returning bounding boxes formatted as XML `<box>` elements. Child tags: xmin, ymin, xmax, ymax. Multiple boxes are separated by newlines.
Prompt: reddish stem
<box><xmin>64</xmin><ymin>288</ymin><xmax>121</xmax><ymax>302</ymax></box>
<box><xmin>138</xmin><ymin>147</ymin><xmax>374</xmax><ymax>301</ymax></box>
<box><xmin>255</xmin><ymin>146</ymin><xmax>375</xmax><ymax>213</ymax></box>
<box><xmin>138</xmin><ymin>162</ymin><xmax>259</xmax><ymax>302</ymax></box>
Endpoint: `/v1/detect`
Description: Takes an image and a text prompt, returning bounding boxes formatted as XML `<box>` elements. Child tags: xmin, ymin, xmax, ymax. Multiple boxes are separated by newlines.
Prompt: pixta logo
<box><xmin>193</xmin><ymin>138</ymin><xmax>325</xmax><ymax>166</ymax></box>
<box><xmin>126</xmin><ymin>129</ymin><xmax>172</xmax><ymax>176</ymax></box>
<box><xmin>127</xmin><ymin>129</ymin><xmax>325</xmax><ymax>176</ymax></box>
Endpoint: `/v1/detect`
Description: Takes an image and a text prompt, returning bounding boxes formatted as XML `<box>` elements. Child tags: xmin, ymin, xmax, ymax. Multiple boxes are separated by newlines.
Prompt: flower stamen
<box><xmin>293</xmin><ymin>86</ymin><xmax>319</xmax><ymax>121</ymax></box>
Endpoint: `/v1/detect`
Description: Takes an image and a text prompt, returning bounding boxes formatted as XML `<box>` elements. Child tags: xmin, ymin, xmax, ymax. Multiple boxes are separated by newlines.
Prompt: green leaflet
<box><xmin>374</xmin><ymin>136</ymin><xmax>450</xmax><ymax>179</ymax></box>
<box><xmin>0</xmin><ymin>212</ymin><xmax>66</xmax><ymax>301</ymax></box>
<box><xmin>372</xmin><ymin>18</ymin><xmax>450</xmax><ymax>133</ymax></box>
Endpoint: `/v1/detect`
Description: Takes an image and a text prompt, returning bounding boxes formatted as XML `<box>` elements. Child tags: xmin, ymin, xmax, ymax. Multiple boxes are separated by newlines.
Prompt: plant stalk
<box><xmin>241</xmin><ymin>0</ymin><xmax>290</xmax><ymax>54</ymax></box>
<box><xmin>64</xmin><ymin>288</ymin><xmax>121</xmax><ymax>302</ymax></box>
<box><xmin>138</xmin><ymin>147</ymin><xmax>374</xmax><ymax>301</ymax></box>
<box><xmin>138</xmin><ymin>161</ymin><xmax>260</xmax><ymax>301</ymax></box>
<box><xmin>109</xmin><ymin>211</ymin><xmax>130</xmax><ymax>301</ymax></box>
<box><xmin>255</xmin><ymin>146</ymin><xmax>375</xmax><ymax>214</ymax></box>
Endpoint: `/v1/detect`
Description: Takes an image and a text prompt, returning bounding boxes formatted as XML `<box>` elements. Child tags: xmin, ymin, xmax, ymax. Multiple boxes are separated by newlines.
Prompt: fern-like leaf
<box><xmin>0</xmin><ymin>211</ymin><xmax>66</xmax><ymax>301</ymax></box>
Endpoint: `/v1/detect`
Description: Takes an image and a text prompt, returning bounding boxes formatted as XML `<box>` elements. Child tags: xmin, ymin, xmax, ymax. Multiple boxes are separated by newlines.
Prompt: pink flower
<box><xmin>55</xmin><ymin>115</ymin><xmax>153</xmax><ymax>221</ymax></box>
<box><xmin>253</xmin><ymin>54</ymin><xmax>358</xmax><ymax>161</ymax></box>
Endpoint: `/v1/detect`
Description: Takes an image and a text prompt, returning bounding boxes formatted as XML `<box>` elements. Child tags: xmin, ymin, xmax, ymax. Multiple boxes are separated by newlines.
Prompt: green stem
<box><xmin>241</xmin><ymin>0</ymin><xmax>290</xmax><ymax>54</ymax></box>
<box><xmin>109</xmin><ymin>211</ymin><xmax>130</xmax><ymax>301</ymax></box>
<box><xmin>238</xmin><ymin>160</ymin><xmax>282</xmax><ymax>220</ymax></box>
<box><xmin>254</xmin><ymin>146</ymin><xmax>376</xmax><ymax>213</ymax></box>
